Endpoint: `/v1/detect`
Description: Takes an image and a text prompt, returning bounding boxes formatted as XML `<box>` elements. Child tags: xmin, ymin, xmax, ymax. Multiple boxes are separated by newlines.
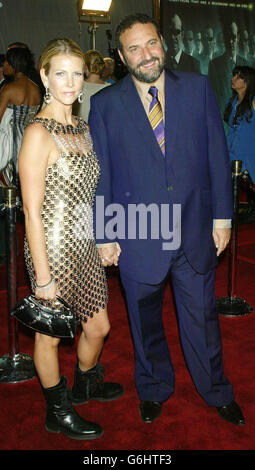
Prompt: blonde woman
<box><xmin>75</xmin><ymin>49</ymin><xmax>111</xmax><ymax>122</ymax></box>
<box><xmin>18</xmin><ymin>38</ymin><xmax>123</xmax><ymax>440</ymax></box>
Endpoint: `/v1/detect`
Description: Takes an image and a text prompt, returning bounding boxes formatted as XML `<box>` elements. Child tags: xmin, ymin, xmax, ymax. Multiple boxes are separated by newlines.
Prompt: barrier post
<box><xmin>216</xmin><ymin>160</ymin><xmax>253</xmax><ymax>316</ymax></box>
<box><xmin>0</xmin><ymin>186</ymin><xmax>36</xmax><ymax>383</ymax></box>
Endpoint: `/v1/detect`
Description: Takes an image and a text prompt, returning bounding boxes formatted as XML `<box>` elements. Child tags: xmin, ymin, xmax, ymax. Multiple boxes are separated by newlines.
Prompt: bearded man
<box><xmin>89</xmin><ymin>13</ymin><xmax>245</xmax><ymax>427</ymax></box>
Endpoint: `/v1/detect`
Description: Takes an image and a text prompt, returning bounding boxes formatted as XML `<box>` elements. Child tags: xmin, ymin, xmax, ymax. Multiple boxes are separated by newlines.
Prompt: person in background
<box><xmin>0</xmin><ymin>54</ymin><xmax>7</xmax><ymax>90</ymax></box>
<box><xmin>199</xmin><ymin>26</ymin><xmax>216</xmax><ymax>75</ymax></box>
<box><xmin>166</xmin><ymin>13</ymin><xmax>200</xmax><ymax>73</ymax></box>
<box><xmin>0</xmin><ymin>47</ymin><xmax>41</xmax><ymax>185</ymax></box>
<box><xmin>75</xmin><ymin>49</ymin><xmax>110</xmax><ymax>122</ymax></box>
<box><xmin>183</xmin><ymin>30</ymin><xmax>195</xmax><ymax>57</ymax></box>
<box><xmin>101</xmin><ymin>57</ymin><xmax>116</xmax><ymax>84</ymax></box>
<box><xmin>194</xmin><ymin>31</ymin><xmax>203</xmax><ymax>59</ymax></box>
<box><xmin>216</xmin><ymin>31</ymin><xmax>225</xmax><ymax>57</ymax></box>
<box><xmin>7</xmin><ymin>42</ymin><xmax>44</xmax><ymax>99</ymax></box>
<box><xmin>7</xmin><ymin>41</ymin><xmax>29</xmax><ymax>49</ymax></box>
<box><xmin>18</xmin><ymin>37</ymin><xmax>123</xmax><ymax>440</ymax></box>
<box><xmin>0</xmin><ymin>53</ymin><xmax>9</xmax><ymax>257</ymax></box>
<box><xmin>224</xmin><ymin>65</ymin><xmax>255</xmax><ymax>184</ymax></box>
<box><xmin>239</xmin><ymin>30</ymin><xmax>251</xmax><ymax>63</ymax></box>
<box><xmin>208</xmin><ymin>21</ymin><xmax>246</xmax><ymax>117</ymax></box>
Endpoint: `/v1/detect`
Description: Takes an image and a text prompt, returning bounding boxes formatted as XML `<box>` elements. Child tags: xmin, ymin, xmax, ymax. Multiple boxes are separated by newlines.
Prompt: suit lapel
<box><xmin>119</xmin><ymin>71</ymin><xmax>182</xmax><ymax>170</ymax></box>
<box><xmin>164</xmin><ymin>70</ymin><xmax>182</xmax><ymax>175</ymax></box>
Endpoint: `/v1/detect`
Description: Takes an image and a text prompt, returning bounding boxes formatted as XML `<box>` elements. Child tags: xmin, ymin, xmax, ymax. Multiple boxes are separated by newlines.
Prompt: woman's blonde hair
<box><xmin>84</xmin><ymin>49</ymin><xmax>105</xmax><ymax>75</ymax></box>
<box><xmin>40</xmin><ymin>38</ymin><xmax>85</xmax><ymax>75</ymax></box>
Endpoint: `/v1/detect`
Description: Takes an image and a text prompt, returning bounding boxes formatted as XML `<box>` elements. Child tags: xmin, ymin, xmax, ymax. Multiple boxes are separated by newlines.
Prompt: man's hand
<box><xmin>98</xmin><ymin>243</ymin><xmax>121</xmax><ymax>267</ymax></box>
<box><xmin>212</xmin><ymin>228</ymin><xmax>231</xmax><ymax>256</ymax></box>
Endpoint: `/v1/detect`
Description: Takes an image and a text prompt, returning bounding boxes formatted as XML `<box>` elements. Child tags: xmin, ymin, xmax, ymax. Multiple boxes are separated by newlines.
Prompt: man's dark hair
<box><xmin>115</xmin><ymin>13</ymin><xmax>161</xmax><ymax>53</ymax></box>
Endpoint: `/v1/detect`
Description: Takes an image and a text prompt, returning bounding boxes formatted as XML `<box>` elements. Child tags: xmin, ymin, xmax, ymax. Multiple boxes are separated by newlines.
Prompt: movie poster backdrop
<box><xmin>157</xmin><ymin>0</ymin><xmax>255</xmax><ymax>119</ymax></box>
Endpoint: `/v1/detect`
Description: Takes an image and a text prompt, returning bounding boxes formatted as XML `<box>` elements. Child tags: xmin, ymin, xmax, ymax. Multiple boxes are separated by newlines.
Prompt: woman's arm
<box><xmin>18</xmin><ymin>123</ymin><xmax>59</xmax><ymax>299</ymax></box>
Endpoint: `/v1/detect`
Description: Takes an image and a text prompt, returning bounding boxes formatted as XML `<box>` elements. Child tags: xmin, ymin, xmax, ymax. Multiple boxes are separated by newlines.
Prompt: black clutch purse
<box><xmin>11</xmin><ymin>295</ymin><xmax>76</xmax><ymax>338</ymax></box>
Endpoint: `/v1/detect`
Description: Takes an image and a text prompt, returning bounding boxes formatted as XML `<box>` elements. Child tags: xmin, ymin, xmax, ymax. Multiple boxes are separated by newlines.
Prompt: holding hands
<box><xmin>98</xmin><ymin>242</ymin><xmax>121</xmax><ymax>267</ymax></box>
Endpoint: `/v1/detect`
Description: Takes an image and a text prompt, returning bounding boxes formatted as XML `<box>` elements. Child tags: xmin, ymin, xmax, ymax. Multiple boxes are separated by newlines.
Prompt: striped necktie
<box><xmin>148</xmin><ymin>86</ymin><xmax>165</xmax><ymax>156</ymax></box>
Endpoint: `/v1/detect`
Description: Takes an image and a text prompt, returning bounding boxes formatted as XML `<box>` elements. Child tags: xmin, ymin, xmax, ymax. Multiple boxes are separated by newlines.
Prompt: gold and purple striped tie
<box><xmin>148</xmin><ymin>86</ymin><xmax>165</xmax><ymax>156</ymax></box>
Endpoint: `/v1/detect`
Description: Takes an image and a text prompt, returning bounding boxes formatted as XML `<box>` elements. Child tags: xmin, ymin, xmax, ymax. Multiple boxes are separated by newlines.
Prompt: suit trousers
<box><xmin>120</xmin><ymin>248</ymin><xmax>234</xmax><ymax>407</ymax></box>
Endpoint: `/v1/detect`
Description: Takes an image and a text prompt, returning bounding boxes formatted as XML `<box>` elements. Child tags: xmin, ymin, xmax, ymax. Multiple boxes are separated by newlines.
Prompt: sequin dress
<box><xmin>24</xmin><ymin>117</ymin><xmax>108</xmax><ymax>322</ymax></box>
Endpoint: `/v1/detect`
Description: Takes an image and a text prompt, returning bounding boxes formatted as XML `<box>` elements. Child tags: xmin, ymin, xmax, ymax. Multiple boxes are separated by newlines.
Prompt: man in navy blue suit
<box><xmin>89</xmin><ymin>13</ymin><xmax>245</xmax><ymax>426</ymax></box>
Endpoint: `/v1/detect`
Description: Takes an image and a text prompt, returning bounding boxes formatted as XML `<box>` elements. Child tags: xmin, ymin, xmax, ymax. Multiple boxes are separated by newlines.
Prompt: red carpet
<box><xmin>0</xmin><ymin>223</ymin><xmax>255</xmax><ymax>453</ymax></box>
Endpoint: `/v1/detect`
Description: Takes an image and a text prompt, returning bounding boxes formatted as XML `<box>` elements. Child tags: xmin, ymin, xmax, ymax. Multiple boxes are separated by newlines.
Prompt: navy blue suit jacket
<box><xmin>89</xmin><ymin>69</ymin><xmax>233</xmax><ymax>284</ymax></box>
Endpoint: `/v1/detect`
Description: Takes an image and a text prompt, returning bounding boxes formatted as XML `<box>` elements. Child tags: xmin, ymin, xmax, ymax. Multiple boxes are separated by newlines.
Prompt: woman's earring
<box><xmin>78</xmin><ymin>91</ymin><xmax>84</xmax><ymax>104</ymax></box>
<box><xmin>44</xmin><ymin>87</ymin><xmax>53</xmax><ymax>104</ymax></box>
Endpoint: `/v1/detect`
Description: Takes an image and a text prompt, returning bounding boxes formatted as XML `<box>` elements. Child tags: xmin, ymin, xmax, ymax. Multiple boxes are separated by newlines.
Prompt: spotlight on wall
<box><xmin>78</xmin><ymin>0</ymin><xmax>113</xmax><ymax>49</ymax></box>
<box><xmin>78</xmin><ymin>0</ymin><xmax>112</xmax><ymax>23</ymax></box>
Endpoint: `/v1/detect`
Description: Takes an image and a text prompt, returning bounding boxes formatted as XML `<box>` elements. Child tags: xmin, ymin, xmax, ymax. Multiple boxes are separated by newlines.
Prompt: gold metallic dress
<box><xmin>24</xmin><ymin>117</ymin><xmax>108</xmax><ymax>322</ymax></box>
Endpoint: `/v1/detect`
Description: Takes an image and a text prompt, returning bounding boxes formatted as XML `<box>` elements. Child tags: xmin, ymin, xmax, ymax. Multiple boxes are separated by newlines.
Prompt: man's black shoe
<box><xmin>139</xmin><ymin>401</ymin><xmax>162</xmax><ymax>423</ymax></box>
<box><xmin>216</xmin><ymin>400</ymin><xmax>245</xmax><ymax>425</ymax></box>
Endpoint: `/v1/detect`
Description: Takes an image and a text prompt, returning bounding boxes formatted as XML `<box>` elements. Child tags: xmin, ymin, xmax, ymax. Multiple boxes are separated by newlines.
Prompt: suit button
<box><xmin>167</xmin><ymin>185</ymin><xmax>173</xmax><ymax>191</ymax></box>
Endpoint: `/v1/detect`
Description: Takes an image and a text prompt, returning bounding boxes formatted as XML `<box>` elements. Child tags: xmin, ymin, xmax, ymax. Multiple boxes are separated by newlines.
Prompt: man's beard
<box><xmin>123</xmin><ymin>54</ymin><xmax>166</xmax><ymax>83</ymax></box>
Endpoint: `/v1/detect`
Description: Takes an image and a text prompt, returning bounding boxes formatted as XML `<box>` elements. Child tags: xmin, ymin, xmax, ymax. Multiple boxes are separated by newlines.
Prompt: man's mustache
<box><xmin>137</xmin><ymin>57</ymin><xmax>160</xmax><ymax>68</ymax></box>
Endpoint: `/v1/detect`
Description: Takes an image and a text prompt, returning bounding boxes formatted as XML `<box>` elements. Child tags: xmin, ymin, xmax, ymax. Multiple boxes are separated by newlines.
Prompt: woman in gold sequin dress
<box><xmin>18</xmin><ymin>38</ymin><xmax>123</xmax><ymax>440</ymax></box>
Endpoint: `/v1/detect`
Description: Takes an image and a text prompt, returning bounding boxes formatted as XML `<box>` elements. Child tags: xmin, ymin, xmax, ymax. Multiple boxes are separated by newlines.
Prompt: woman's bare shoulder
<box><xmin>22</xmin><ymin>118</ymin><xmax>52</xmax><ymax>149</ymax></box>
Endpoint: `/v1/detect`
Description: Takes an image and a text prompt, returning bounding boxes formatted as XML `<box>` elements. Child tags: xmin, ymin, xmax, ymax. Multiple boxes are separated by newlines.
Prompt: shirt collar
<box><xmin>174</xmin><ymin>49</ymin><xmax>183</xmax><ymax>63</ymax></box>
<box><xmin>132</xmin><ymin>70</ymin><xmax>165</xmax><ymax>102</ymax></box>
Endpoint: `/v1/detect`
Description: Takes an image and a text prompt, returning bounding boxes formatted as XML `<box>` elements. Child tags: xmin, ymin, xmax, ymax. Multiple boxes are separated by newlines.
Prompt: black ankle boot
<box><xmin>42</xmin><ymin>376</ymin><xmax>103</xmax><ymax>440</ymax></box>
<box><xmin>72</xmin><ymin>363</ymin><xmax>124</xmax><ymax>405</ymax></box>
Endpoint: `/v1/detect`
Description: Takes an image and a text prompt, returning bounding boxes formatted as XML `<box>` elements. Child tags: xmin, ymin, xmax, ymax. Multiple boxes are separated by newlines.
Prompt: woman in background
<box><xmin>0</xmin><ymin>47</ymin><xmax>41</xmax><ymax>185</ymax></box>
<box><xmin>0</xmin><ymin>47</ymin><xmax>41</xmax><ymax>260</ymax></box>
<box><xmin>101</xmin><ymin>57</ymin><xmax>116</xmax><ymax>84</ymax></box>
<box><xmin>224</xmin><ymin>65</ymin><xmax>255</xmax><ymax>184</ymax></box>
<box><xmin>75</xmin><ymin>49</ymin><xmax>110</xmax><ymax>122</ymax></box>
